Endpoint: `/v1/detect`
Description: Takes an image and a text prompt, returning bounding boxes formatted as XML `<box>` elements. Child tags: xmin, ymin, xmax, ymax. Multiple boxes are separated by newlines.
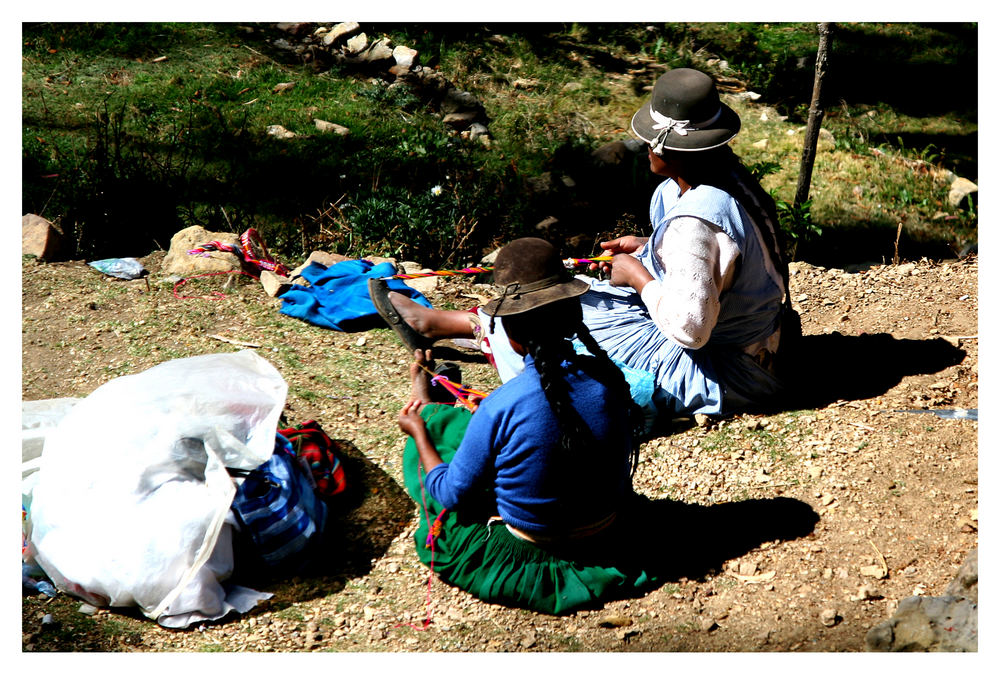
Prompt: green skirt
<box><xmin>403</xmin><ymin>404</ymin><xmax>659</xmax><ymax>615</ymax></box>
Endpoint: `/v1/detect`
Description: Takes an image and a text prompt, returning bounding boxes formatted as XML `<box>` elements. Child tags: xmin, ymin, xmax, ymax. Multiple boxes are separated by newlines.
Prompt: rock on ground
<box><xmin>161</xmin><ymin>225</ymin><xmax>242</xmax><ymax>275</ymax></box>
<box><xmin>22</xmin><ymin>213</ymin><xmax>64</xmax><ymax>261</ymax></box>
<box><xmin>866</xmin><ymin>549</ymin><xmax>977</xmax><ymax>652</ymax></box>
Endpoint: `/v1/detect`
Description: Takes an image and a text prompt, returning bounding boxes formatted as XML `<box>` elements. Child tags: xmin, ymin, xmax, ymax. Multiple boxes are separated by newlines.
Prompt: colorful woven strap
<box><xmin>429</xmin><ymin>375</ymin><xmax>487</xmax><ymax>412</ymax></box>
<box><xmin>188</xmin><ymin>228</ymin><xmax>289</xmax><ymax>277</ymax></box>
<box><xmin>387</xmin><ymin>266</ymin><xmax>492</xmax><ymax>280</ymax></box>
<box><xmin>277</xmin><ymin>420</ymin><xmax>347</xmax><ymax>497</ymax></box>
<box><xmin>381</xmin><ymin>256</ymin><xmax>613</xmax><ymax>280</ymax></box>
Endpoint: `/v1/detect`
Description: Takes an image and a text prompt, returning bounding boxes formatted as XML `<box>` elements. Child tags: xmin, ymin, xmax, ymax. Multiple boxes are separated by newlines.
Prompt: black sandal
<box><xmin>368</xmin><ymin>278</ymin><xmax>434</xmax><ymax>353</ymax></box>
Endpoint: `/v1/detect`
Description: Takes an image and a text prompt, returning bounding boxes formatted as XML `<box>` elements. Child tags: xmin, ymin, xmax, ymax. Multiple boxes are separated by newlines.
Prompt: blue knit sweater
<box><xmin>423</xmin><ymin>354</ymin><xmax>633</xmax><ymax>535</ymax></box>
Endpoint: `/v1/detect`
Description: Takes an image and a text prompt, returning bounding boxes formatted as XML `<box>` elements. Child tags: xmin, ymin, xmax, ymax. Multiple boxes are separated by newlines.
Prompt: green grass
<box><xmin>23</xmin><ymin>21</ymin><xmax>977</xmax><ymax>268</ymax></box>
<box><xmin>100</xmin><ymin>617</ymin><xmax>143</xmax><ymax>643</ymax></box>
<box><xmin>197</xmin><ymin>643</ymin><xmax>227</xmax><ymax>652</ymax></box>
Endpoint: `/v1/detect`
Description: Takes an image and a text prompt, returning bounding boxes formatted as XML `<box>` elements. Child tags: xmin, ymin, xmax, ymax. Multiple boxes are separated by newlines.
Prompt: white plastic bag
<box><xmin>25</xmin><ymin>351</ymin><xmax>287</xmax><ymax>625</ymax></box>
<box><xmin>22</xmin><ymin>398</ymin><xmax>81</xmax><ymax>513</ymax></box>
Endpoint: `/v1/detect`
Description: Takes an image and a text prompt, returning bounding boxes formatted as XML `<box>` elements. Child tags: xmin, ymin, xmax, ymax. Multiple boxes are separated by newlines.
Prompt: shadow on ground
<box><xmin>778</xmin><ymin>332</ymin><xmax>966</xmax><ymax>411</ymax></box>
<box><xmin>636</xmin><ymin>495</ymin><xmax>820</xmax><ymax>581</ymax></box>
<box><xmin>232</xmin><ymin>439</ymin><xmax>413</xmax><ymax>612</ymax></box>
<box><xmin>547</xmin><ymin>494</ymin><xmax>820</xmax><ymax>612</ymax></box>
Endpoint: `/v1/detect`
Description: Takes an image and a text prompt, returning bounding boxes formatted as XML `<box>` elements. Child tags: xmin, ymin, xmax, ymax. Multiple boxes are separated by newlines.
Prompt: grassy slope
<box><xmin>22</xmin><ymin>21</ymin><xmax>977</xmax><ymax>268</ymax></box>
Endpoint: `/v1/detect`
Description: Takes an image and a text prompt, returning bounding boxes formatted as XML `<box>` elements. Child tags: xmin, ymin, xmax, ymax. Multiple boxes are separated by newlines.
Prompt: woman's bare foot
<box><xmin>409</xmin><ymin>348</ymin><xmax>434</xmax><ymax>403</ymax></box>
<box><xmin>389</xmin><ymin>292</ymin><xmax>477</xmax><ymax>340</ymax></box>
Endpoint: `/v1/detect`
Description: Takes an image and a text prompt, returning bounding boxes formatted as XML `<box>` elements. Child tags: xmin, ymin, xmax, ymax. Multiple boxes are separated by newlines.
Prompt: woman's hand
<box><xmin>590</xmin><ymin>236</ymin><xmax>649</xmax><ymax>273</ymax></box>
<box><xmin>399</xmin><ymin>397</ymin><xmax>444</xmax><ymax>473</ymax></box>
<box><xmin>608</xmin><ymin>252</ymin><xmax>655</xmax><ymax>292</ymax></box>
<box><xmin>398</xmin><ymin>398</ymin><xmax>426</xmax><ymax>438</ymax></box>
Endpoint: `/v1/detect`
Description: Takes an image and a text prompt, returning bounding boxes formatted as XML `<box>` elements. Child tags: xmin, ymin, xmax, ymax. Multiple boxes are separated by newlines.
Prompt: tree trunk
<box><xmin>795</xmin><ymin>22</ymin><xmax>833</xmax><ymax>207</ymax></box>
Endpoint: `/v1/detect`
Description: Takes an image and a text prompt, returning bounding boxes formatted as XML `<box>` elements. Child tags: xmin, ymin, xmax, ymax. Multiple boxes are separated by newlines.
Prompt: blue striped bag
<box><xmin>229</xmin><ymin>434</ymin><xmax>328</xmax><ymax>571</ymax></box>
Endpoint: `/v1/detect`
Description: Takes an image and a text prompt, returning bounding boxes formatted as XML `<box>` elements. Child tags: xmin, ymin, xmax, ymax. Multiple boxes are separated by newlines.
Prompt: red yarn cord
<box><xmin>172</xmin><ymin>270</ymin><xmax>260</xmax><ymax>300</ymax></box>
<box><xmin>395</xmin><ymin>462</ymin><xmax>445</xmax><ymax>632</ymax></box>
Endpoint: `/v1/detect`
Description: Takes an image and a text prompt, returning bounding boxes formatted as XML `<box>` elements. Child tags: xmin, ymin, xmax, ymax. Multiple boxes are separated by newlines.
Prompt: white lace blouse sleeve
<box><xmin>638</xmin><ymin>216</ymin><xmax>740</xmax><ymax>349</ymax></box>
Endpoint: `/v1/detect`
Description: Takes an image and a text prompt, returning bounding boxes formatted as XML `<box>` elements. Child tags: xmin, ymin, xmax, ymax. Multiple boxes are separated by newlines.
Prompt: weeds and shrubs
<box><xmin>746</xmin><ymin>159</ymin><xmax>821</xmax><ymax>259</ymax></box>
<box><xmin>774</xmin><ymin>199</ymin><xmax>820</xmax><ymax>261</ymax></box>
<box><xmin>22</xmin><ymin>22</ymin><xmax>977</xmax><ymax>268</ymax></box>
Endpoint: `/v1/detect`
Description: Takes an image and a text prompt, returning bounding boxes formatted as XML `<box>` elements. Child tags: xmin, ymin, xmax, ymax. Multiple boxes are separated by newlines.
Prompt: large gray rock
<box><xmin>865</xmin><ymin>549</ymin><xmax>977</xmax><ymax>652</ymax></box>
<box><xmin>364</xmin><ymin>37</ymin><xmax>395</xmax><ymax>63</ymax></box>
<box><xmin>161</xmin><ymin>226</ymin><xmax>242</xmax><ymax>275</ymax></box>
<box><xmin>945</xmin><ymin>547</ymin><xmax>978</xmax><ymax>603</ymax></box>
<box><xmin>344</xmin><ymin>33</ymin><xmax>369</xmax><ymax>55</ymax></box>
<box><xmin>865</xmin><ymin>596</ymin><xmax>977</xmax><ymax>652</ymax></box>
<box><xmin>467</xmin><ymin>123</ymin><xmax>489</xmax><ymax>140</ymax></box>
<box><xmin>22</xmin><ymin>214</ymin><xmax>63</xmax><ymax>261</ymax></box>
<box><xmin>266</xmin><ymin>124</ymin><xmax>296</xmax><ymax>139</ymax></box>
<box><xmin>276</xmin><ymin>23</ymin><xmax>312</xmax><ymax>36</ymax></box>
<box><xmin>260</xmin><ymin>269</ymin><xmax>293</xmax><ymax>297</ymax></box>
<box><xmin>313</xmin><ymin>119</ymin><xmax>350</xmax><ymax>135</ymax></box>
<box><xmin>592</xmin><ymin>140</ymin><xmax>630</xmax><ymax>166</ymax></box>
<box><xmin>442</xmin><ymin>111</ymin><xmax>479</xmax><ymax>130</ymax></box>
<box><xmin>440</xmin><ymin>88</ymin><xmax>481</xmax><ymax>115</ymax></box>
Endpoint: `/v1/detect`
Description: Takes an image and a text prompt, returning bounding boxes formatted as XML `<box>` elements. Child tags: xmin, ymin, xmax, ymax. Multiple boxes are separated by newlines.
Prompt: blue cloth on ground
<box><xmin>279</xmin><ymin>259</ymin><xmax>433</xmax><ymax>332</ymax></box>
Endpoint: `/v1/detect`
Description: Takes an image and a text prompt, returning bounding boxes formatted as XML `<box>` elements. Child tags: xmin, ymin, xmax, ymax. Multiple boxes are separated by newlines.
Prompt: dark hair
<box><xmin>502</xmin><ymin>298</ymin><xmax>642</xmax><ymax>476</ymax></box>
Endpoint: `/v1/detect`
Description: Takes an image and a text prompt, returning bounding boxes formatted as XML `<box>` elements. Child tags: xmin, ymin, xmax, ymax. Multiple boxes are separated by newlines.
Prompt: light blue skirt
<box><xmin>579</xmin><ymin>278</ymin><xmax>781</xmax><ymax>416</ymax></box>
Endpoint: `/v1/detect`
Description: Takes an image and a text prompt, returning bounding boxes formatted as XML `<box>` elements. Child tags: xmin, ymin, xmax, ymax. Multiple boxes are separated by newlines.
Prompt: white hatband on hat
<box><xmin>648</xmin><ymin>107</ymin><xmax>724</xmax><ymax>154</ymax></box>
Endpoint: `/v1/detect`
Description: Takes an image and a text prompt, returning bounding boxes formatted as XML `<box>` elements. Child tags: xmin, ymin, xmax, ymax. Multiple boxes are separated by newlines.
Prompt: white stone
<box><xmin>266</xmin><ymin>125</ymin><xmax>296</xmax><ymax>139</ymax></box>
<box><xmin>260</xmin><ymin>269</ymin><xmax>292</xmax><ymax>297</ymax></box>
<box><xmin>313</xmin><ymin>119</ymin><xmax>350</xmax><ymax>135</ymax></box>
<box><xmin>345</xmin><ymin>33</ymin><xmax>368</xmax><ymax>54</ymax></box>
<box><xmin>324</xmin><ymin>21</ymin><xmax>360</xmax><ymax>46</ymax></box>
<box><xmin>948</xmin><ymin>177</ymin><xmax>978</xmax><ymax>207</ymax></box>
<box><xmin>161</xmin><ymin>225</ymin><xmax>242</xmax><ymax>275</ymax></box>
<box><xmin>393</xmin><ymin>45</ymin><xmax>418</xmax><ymax>68</ymax></box>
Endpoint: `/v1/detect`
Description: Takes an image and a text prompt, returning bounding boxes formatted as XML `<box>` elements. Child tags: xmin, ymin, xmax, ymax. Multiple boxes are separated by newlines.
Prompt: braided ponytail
<box><xmin>503</xmin><ymin>298</ymin><xmax>642</xmax><ymax>475</ymax></box>
<box><xmin>525</xmin><ymin>334</ymin><xmax>592</xmax><ymax>455</ymax></box>
<box><xmin>574</xmin><ymin>320</ymin><xmax>643</xmax><ymax>476</ymax></box>
<box><xmin>504</xmin><ymin>300</ymin><xmax>591</xmax><ymax>457</ymax></box>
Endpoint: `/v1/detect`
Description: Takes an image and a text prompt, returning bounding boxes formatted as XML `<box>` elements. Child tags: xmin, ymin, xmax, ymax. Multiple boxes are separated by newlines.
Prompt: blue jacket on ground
<box><xmin>279</xmin><ymin>259</ymin><xmax>432</xmax><ymax>332</ymax></box>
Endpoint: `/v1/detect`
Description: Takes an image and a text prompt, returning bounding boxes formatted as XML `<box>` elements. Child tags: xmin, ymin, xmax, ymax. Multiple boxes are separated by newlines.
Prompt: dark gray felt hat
<box><xmin>482</xmin><ymin>238</ymin><xmax>589</xmax><ymax>317</ymax></box>
<box><xmin>631</xmin><ymin>68</ymin><xmax>741</xmax><ymax>153</ymax></box>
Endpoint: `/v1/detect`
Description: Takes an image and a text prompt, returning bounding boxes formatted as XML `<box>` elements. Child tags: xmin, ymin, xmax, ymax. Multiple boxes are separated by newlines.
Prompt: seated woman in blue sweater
<box><xmin>397</xmin><ymin>238</ymin><xmax>658</xmax><ymax>614</ymax></box>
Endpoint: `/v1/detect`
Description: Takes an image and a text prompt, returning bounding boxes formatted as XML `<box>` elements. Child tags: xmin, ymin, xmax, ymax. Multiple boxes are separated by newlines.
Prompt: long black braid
<box><xmin>574</xmin><ymin>320</ymin><xmax>644</xmax><ymax>476</ymax></box>
<box><xmin>503</xmin><ymin>298</ymin><xmax>643</xmax><ymax>477</ymax></box>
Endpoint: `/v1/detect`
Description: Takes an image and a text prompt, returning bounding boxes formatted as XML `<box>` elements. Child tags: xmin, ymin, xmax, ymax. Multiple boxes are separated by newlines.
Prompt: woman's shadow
<box><xmin>605</xmin><ymin>332</ymin><xmax>967</xmax><ymax>593</ymax></box>
<box><xmin>620</xmin><ymin>494</ymin><xmax>821</xmax><ymax>581</ymax></box>
<box><xmin>776</xmin><ymin>332</ymin><xmax>967</xmax><ymax>410</ymax></box>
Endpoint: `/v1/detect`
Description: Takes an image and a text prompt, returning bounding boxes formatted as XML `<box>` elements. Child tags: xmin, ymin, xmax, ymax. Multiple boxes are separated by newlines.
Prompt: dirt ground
<box><xmin>21</xmin><ymin>249</ymin><xmax>978</xmax><ymax>653</ymax></box>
